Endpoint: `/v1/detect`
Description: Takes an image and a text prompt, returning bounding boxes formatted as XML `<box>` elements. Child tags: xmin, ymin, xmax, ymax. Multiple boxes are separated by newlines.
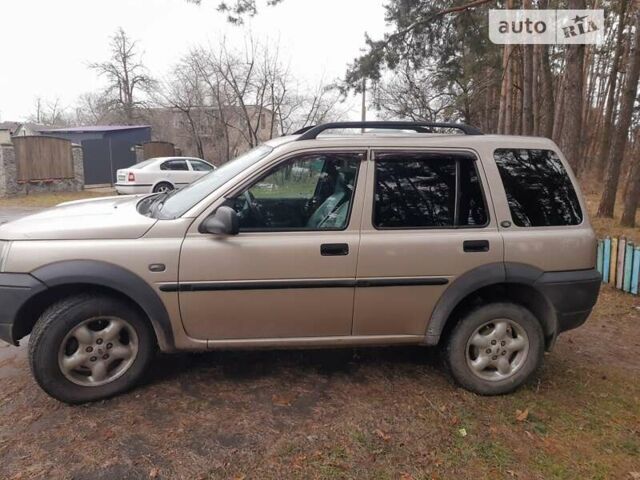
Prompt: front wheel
<box><xmin>444</xmin><ymin>302</ymin><xmax>544</xmax><ymax>395</ymax></box>
<box><xmin>29</xmin><ymin>294</ymin><xmax>156</xmax><ymax>404</ymax></box>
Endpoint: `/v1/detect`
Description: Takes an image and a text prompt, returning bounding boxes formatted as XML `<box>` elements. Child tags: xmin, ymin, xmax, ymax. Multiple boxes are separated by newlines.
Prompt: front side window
<box><xmin>374</xmin><ymin>152</ymin><xmax>488</xmax><ymax>229</ymax></box>
<box><xmin>161</xmin><ymin>159</ymin><xmax>188</xmax><ymax>171</ymax></box>
<box><xmin>227</xmin><ymin>152</ymin><xmax>362</xmax><ymax>231</ymax></box>
<box><xmin>494</xmin><ymin>149</ymin><xmax>582</xmax><ymax>227</ymax></box>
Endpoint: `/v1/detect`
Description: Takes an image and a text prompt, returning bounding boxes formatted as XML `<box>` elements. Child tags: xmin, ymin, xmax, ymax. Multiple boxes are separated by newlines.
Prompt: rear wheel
<box><xmin>153</xmin><ymin>182</ymin><xmax>174</xmax><ymax>193</ymax></box>
<box><xmin>29</xmin><ymin>294</ymin><xmax>156</xmax><ymax>404</ymax></box>
<box><xmin>444</xmin><ymin>302</ymin><xmax>544</xmax><ymax>395</ymax></box>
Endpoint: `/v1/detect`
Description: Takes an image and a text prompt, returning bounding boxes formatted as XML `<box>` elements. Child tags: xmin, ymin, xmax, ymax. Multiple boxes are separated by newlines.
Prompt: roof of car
<box><xmin>148</xmin><ymin>157</ymin><xmax>207</xmax><ymax>162</ymax></box>
<box><xmin>266</xmin><ymin>133</ymin><xmax>558</xmax><ymax>152</ymax></box>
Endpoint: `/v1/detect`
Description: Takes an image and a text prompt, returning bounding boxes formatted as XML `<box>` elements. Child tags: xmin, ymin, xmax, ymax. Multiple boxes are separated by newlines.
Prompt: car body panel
<box><xmin>0</xmin><ymin>195</ymin><xmax>155</xmax><ymax>240</ymax></box>
<box><xmin>0</xmin><ymin>132</ymin><xmax>599</xmax><ymax>353</ymax></box>
<box><xmin>177</xmin><ymin>153</ymin><xmax>369</xmax><ymax>340</ymax></box>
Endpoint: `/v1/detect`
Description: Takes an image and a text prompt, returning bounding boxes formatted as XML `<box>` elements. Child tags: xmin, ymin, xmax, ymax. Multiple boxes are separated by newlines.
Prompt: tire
<box><xmin>444</xmin><ymin>302</ymin><xmax>544</xmax><ymax>396</ymax></box>
<box><xmin>29</xmin><ymin>294</ymin><xmax>156</xmax><ymax>404</ymax></box>
<box><xmin>153</xmin><ymin>182</ymin><xmax>174</xmax><ymax>193</ymax></box>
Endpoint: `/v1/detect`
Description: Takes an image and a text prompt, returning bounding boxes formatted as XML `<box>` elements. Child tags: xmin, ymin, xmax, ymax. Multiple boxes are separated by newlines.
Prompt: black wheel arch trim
<box><xmin>30</xmin><ymin>260</ymin><xmax>175</xmax><ymax>351</ymax></box>
<box><xmin>425</xmin><ymin>262</ymin><xmax>599</xmax><ymax>345</ymax></box>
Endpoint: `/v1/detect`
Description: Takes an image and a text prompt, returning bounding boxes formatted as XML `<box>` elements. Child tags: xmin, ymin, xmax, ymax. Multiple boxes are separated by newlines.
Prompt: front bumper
<box><xmin>0</xmin><ymin>273</ymin><xmax>46</xmax><ymax>345</ymax></box>
<box><xmin>535</xmin><ymin>268</ymin><xmax>601</xmax><ymax>333</ymax></box>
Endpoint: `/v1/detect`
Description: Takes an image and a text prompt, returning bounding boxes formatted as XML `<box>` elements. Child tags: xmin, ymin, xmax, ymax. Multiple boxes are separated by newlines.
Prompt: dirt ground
<box><xmin>0</xmin><ymin>190</ymin><xmax>639</xmax><ymax>479</ymax></box>
<box><xmin>1</xmin><ymin>287</ymin><xmax>639</xmax><ymax>480</ymax></box>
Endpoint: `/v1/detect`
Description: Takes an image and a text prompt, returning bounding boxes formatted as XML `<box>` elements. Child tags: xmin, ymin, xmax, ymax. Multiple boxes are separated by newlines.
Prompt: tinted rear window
<box><xmin>494</xmin><ymin>149</ymin><xmax>582</xmax><ymax>227</ymax></box>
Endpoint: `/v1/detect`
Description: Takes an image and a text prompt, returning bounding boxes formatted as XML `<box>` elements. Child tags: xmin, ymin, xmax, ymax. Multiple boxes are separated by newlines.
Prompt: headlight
<box><xmin>0</xmin><ymin>241</ymin><xmax>10</xmax><ymax>272</ymax></box>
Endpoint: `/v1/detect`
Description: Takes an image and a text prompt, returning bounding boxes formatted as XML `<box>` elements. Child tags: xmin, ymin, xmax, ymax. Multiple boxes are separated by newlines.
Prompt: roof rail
<box><xmin>295</xmin><ymin>121</ymin><xmax>483</xmax><ymax>141</ymax></box>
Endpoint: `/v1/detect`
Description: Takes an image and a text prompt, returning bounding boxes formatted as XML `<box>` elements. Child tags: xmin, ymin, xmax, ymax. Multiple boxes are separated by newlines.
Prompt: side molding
<box><xmin>31</xmin><ymin>260</ymin><xmax>175</xmax><ymax>351</ymax></box>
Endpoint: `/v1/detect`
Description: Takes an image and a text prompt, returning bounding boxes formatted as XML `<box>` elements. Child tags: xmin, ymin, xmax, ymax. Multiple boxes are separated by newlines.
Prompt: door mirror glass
<box><xmin>199</xmin><ymin>206</ymin><xmax>239</xmax><ymax>235</ymax></box>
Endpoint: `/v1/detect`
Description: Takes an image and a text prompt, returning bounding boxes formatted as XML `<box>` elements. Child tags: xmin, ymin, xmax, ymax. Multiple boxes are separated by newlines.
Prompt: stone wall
<box><xmin>0</xmin><ymin>143</ymin><xmax>85</xmax><ymax>197</ymax></box>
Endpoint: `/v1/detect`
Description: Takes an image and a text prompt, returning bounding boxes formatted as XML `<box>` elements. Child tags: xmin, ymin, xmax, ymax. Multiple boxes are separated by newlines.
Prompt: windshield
<box><xmin>144</xmin><ymin>145</ymin><xmax>273</xmax><ymax>219</ymax></box>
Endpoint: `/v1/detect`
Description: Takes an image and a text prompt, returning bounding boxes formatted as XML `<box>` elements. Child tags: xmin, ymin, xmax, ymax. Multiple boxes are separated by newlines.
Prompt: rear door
<box><xmin>188</xmin><ymin>159</ymin><xmax>215</xmax><ymax>181</ymax></box>
<box><xmin>160</xmin><ymin>159</ymin><xmax>192</xmax><ymax>187</ymax></box>
<box><xmin>352</xmin><ymin>149</ymin><xmax>504</xmax><ymax>337</ymax></box>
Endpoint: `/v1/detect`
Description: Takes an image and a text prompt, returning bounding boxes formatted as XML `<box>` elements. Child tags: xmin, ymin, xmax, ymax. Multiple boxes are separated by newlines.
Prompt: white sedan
<box><xmin>115</xmin><ymin>157</ymin><xmax>215</xmax><ymax>195</ymax></box>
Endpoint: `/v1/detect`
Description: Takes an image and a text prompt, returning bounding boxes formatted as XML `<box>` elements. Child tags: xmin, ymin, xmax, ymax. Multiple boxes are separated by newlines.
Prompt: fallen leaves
<box><xmin>271</xmin><ymin>393</ymin><xmax>293</xmax><ymax>407</ymax></box>
<box><xmin>515</xmin><ymin>409</ymin><xmax>529</xmax><ymax>422</ymax></box>
<box><xmin>374</xmin><ymin>429</ymin><xmax>391</xmax><ymax>442</ymax></box>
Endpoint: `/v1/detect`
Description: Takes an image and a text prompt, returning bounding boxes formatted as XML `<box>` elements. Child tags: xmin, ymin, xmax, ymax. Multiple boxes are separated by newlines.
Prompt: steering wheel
<box><xmin>243</xmin><ymin>190</ymin><xmax>267</xmax><ymax>226</ymax></box>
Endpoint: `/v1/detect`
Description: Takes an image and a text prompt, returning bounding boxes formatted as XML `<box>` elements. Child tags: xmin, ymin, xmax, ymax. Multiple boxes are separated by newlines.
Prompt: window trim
<box><xmin>371</xmin><ymin>149</ymin><xmax>490</xmax><ymax>231</ymax></box>
<box><xmin>227</xmin><ymin>150</ymin><xmax>366</xmax><ymax>233</ymax></box>
<box><xmin>492</xmin><ymin>147</ymin><xmax>584</xmax><ymax>228</ymax></box>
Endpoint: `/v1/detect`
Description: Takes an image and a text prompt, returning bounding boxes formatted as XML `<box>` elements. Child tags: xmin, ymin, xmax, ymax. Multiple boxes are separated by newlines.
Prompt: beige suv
<box><xmin>0</xmin><ymin>122</ymin><xmax>601</xmax><ymax>403</ymax></box>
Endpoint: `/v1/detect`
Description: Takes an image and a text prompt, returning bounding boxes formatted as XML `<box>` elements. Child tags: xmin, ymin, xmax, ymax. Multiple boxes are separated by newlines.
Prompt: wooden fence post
<box><xmin>623</xmin><ymin>241</ymin><xmax>634</xmax><ymax>292</ymax></box>
<box><xmin>616</xmin><ymin>237</ymin><xmax>626</xmax><ymax>289</ymax></box>
<box><xmin>597</xmin><ymin>239</ymin><xmax>603</xmax><ymax>276</ymax></box>
<box><xmin>632</xmin><ymin>247</ymin><xmax>640</xmax><ymax>295</ymax></box>
<box><xmin>603</xmin><ymin>237</ymin><xmax>611</xmax><ymax>283</ymax></box>
<box><xmin>610</xmin><ymin>237</ymin><xmax>618</xmax><ymax>284</ymax></box>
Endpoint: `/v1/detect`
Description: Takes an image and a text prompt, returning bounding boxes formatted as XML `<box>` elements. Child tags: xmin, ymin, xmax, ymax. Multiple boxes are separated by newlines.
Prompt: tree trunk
<box><xmin>498</xmin><ymin>44</ymin><xmax>512</xmax><ymax>134</ymax></box>
<box><xmin>595</xmin><ymin>0</ymin><xmax>629</xmax><ymax>177</ymax></box>
<box><xmin>539</xmin><ymin>44</ymin><xmax>554</xmax><ymax>138</ymax></box>
<box><xmin>552</xmin><ymin>72</ymin><xmax>565</xmax><ymax>143</ymax></box>
<box><xmin>532</xmin><ymin>45</ymin><xmax>540</xmax><ymax>136</ymax></box>
<box><xmin>559</xmin><ymin>0</ymin><xmax>586</xmax><ymax>171</ymax></box>
<box><xmin>598</xmin><ymin>9</ymin><xmax>640</xmax><ymax>218</ymax></box>
<box><xmin>620</xmin><ymin>130</ymin><xmax>640</xmax><ymax>227</ymax></box>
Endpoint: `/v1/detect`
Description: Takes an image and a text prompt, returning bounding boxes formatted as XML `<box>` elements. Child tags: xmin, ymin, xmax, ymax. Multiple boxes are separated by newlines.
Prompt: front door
<box><xmin>353</xmin><ymin>149</ymin><xmax>504</xmax><ymax>337</ymax></box>
<box><xmin>178</xmin><ymin>150</ymin><xmax>367</xmax><ymax>340</ymax></box>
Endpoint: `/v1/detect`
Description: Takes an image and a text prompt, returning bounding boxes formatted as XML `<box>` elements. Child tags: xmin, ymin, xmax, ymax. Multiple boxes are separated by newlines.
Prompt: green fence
<box><xmin>597</xmin><ymin>237</ymin><xmax>640</xmax><ymax>295</ymax></box>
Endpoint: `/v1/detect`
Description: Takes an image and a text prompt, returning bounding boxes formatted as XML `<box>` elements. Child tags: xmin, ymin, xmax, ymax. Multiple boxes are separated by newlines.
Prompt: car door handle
<box><xmin>321</xmin><ymin>243</ymin><xmax>349</xmax><ymax>256</ymax></box>
<box><xmin>463</xmin><ymin>240</ymin><xmax>490</xmax><ymax>252</ymax></box>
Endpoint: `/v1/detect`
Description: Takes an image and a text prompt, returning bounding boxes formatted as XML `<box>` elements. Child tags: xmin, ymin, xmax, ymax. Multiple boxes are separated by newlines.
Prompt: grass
<box><xmin>0</xmin><ymin>190</ymin><xmax>112</xmax><ymax>208</ymax></box>
<box><xmin>0</xmin><ymin>179</ymin><xmax>639</xmax><ymax>479</ymax></box>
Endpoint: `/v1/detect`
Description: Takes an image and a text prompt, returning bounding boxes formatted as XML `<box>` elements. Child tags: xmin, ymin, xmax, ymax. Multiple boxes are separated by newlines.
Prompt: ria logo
<box><xmin>489</xmin><ymin>9</ymin><xmax>604</xmax><ymax>44</ymax></box>
<box><xmin>562</xmin><ymin>14</ymin><xmax>600</xmax><ymax>39</ymax></box>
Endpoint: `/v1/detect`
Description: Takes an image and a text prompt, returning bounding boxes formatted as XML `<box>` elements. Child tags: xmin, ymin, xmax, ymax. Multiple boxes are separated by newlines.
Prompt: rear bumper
<box><xmin>115</xmin><ymin>184</ymin><xmax>151</xmax><ymax>195</ymax></box>
<box><xmin>535</xmin><ymin>268</ymin><xmax>601</xmax><ymax>333</ymax></box>
<box><xmin>0</xmin><ymin>273</ymin><xmax>46</xmax><ymax>345</ymax></box>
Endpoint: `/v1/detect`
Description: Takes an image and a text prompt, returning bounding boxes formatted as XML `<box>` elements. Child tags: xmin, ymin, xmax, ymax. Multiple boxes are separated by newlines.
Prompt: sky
<box><xmin>0</xmin><ymin>0</ymin><xmax>387</xmax><ymax>122</ymax></box>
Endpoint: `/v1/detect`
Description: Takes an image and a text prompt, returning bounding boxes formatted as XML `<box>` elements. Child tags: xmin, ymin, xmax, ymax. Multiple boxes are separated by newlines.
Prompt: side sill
<box><xmin>207</xmin><ymin>335</ymin><xmax>426</xmax><ymax>350</ymax></box>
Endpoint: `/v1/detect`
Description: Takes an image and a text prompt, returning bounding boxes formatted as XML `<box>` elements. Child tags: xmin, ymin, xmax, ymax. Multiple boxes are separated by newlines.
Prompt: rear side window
<box><xmin>161</xmin><ymin>159</ymin><xmax>189</xmax><ymax>171</ymax></box>
<box><xmin>373</xmin><ymin>152</ymin><xmax>488</xmax><ymax>228</ymax></box>
<box><xmin>494</xmin><ymin>149</ymin><xmax>582</xmax><ymax>227</ymax></box>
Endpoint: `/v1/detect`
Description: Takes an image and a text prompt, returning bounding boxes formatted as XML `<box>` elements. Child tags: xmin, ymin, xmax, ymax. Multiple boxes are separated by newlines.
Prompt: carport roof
<box><xmin>40</xmin><ymin>125</ymin><xmax>150</xmax><ymax>134</ymax></box>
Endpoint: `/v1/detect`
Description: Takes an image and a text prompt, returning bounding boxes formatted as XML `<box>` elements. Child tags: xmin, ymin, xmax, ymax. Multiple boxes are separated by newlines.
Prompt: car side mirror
<box><xmin>198</xmin><ymin>206</ymin><xmax>239</xmax><ymax>235</ymax></box>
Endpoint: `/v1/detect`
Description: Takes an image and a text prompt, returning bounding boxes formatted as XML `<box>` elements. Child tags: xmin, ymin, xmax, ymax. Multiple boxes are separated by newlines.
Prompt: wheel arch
<box><xmin>426</xmin><ymin>262</ymin><xmax>558</xmax><ymax>349</ymax></box>
<box><xmin>16</xmin><ymin>260</ymin><xmax>175</xmax><ymax>351</ymax></box>
<box><xmin>151</xmin><ymin>179</ymin><xmax>175</xmax><ymax>192</ymax></box>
